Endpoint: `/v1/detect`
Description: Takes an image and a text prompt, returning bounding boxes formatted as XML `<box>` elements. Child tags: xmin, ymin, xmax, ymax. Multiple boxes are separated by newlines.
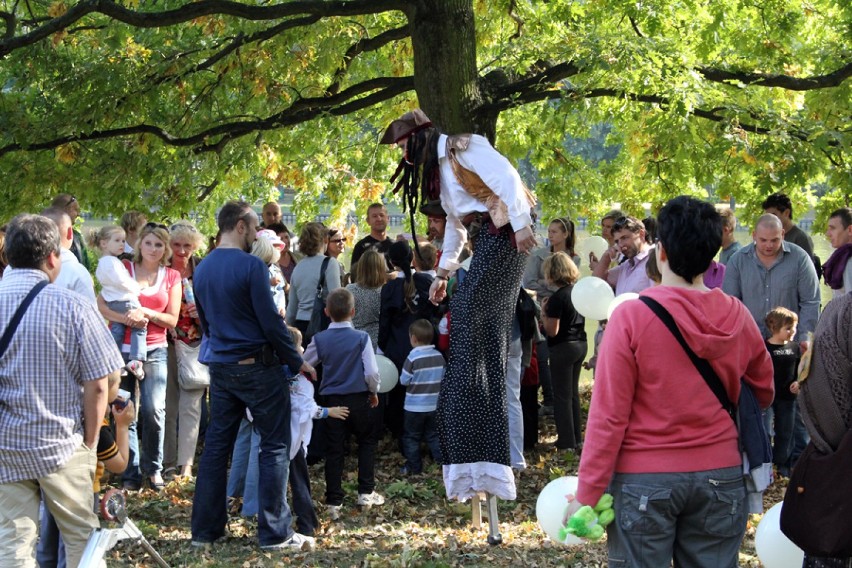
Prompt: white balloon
<box><xmin>607</xmin><ymin>292</ymin><xmax>640</xmax><ymax>320</ymax></box>
<box><xmin>580</xmin><ymin>236</ymin><xmax>609</xmax><ymax>261</ymax></box>
<box><xmin>536</xmin><ymin>476</ymin><xmax>584</xmax><ymax>546</ymax></box>
<box><xmin>375</xmin><ymin>354</ymin><xmax>399</xmax><ymax>393</ymax></box>
<box><xmin>755</xmin><ymin>502</ymin><xmax>804</xmax><ymax>568</ymax></box>
<box><xmin>571</xmin><ymin>277</ymin><xmax>615</xmax><ymax>321</ymax></box>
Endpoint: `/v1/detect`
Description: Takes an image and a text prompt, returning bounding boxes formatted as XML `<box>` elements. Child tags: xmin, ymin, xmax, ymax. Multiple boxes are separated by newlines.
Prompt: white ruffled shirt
<box><xmin>436</xmin><ymin>134</ymin><xmax>533</xmax><ymax>272</ymax></box>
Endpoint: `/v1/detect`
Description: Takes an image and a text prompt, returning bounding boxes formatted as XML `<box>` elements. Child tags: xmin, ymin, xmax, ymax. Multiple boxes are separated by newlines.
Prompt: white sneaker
<box><xmin>126</xmin><ymin>360</ymin><xmax>145</xmax><ymax>380</ymax></box>
<box><xmin>326</xmin><ymin>504</ymin><xmax>342</xmax><ymax>520</ymax></box>
<box><xmin>260</xmin><ymin>532</ymin><xmax>315</xmax><ymax>551</ymax></box>
<box><xmin>356</xmin><ymin>491</ymin><xmax>385</xmax><ymax>507</ymax></box>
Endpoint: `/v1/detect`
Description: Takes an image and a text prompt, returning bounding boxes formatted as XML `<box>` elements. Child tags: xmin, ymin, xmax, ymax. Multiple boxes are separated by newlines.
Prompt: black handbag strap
<box><xmin>0</xmin><ymin>280</ymin><xmax>49</xmax><ymax>358</ymax></box>
<box><xmin>639</xmin><ymin>296</ymin><xmax>736</xmax><ymax>422</ymax></box>
<box><xmin>315</xmin><ymin>256</ymin><xmax>330</xmax><ymax>297</ymax></box>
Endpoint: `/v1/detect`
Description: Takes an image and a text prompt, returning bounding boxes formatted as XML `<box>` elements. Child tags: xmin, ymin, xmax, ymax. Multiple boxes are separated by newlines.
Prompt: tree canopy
<box><xmin>0</xmin><ymin>0</ymin><xmax>849</xmax><ymax>228</ymax></box>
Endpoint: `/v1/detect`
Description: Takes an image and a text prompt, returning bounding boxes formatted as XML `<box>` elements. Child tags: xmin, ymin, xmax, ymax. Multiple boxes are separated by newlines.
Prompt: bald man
<box><xmin>722</xmin><ymin>213</ymin><xmax>819</xmax><ymax>344</ymax></box>
<box><xmin>261</xmin><ymin>202</ymin><xmax>282</xmax><ymax>228</ymax></box>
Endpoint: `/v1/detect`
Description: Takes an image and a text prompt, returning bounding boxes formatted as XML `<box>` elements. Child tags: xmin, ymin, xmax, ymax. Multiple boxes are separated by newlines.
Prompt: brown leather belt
<box><xmin>237</xmin><ymin>357</ymin><xmax>256</xmax><ymax>365</ymax></box>
<box><xmin>461</xmin><ymin>211</ymin><xmax>490</xmax><ymax>227</ymax></box>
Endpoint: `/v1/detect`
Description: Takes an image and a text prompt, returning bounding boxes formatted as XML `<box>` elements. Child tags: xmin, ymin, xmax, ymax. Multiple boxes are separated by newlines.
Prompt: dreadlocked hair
<box><xmin>390</xmin><ymin>127</ymin><xmax>440</xmax><ymax>259</ymax></box>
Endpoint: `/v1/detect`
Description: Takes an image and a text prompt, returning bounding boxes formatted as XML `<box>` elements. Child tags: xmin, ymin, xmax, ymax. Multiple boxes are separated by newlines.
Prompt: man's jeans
<box><xmin>191</xmin><ymin>362</ymin><xmax>293</xmax><ymax>547</ymax></box>
<box><xmin>607</xmin><ymin>466</ymin><xmax>747</xmax><ymax>568</ymax></box>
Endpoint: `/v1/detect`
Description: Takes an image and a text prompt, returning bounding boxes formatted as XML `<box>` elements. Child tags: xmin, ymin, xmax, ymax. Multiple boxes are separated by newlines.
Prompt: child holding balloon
<box><xmin>302</xmin><ymin>288</ymin><xmax>384</xmax><ymax>520</ymax></box>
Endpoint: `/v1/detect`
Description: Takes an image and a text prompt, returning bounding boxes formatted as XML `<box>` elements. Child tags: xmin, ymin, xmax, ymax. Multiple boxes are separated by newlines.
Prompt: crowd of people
<box><xmin>0</xmin><ymin>130</ymin><xmax>851</xmax><ymax>565</ymax></box>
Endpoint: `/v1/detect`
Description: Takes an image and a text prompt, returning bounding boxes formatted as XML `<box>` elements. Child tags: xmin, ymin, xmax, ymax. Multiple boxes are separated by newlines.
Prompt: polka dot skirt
<box><xmin>437</xmin><ymin>224</ymin><xmax>526</xmax><ymax>468</ymax></box>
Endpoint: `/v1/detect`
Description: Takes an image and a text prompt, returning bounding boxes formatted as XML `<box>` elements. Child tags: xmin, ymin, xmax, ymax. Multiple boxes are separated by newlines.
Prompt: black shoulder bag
<box><xmin>639</xmin><ymin>296</ymin><xmax>773</xmax><ymax>505</ymax></box>
<box><xmin>304</xmin><ymin>256</ymin><xmax>331</xmax><ymax>345</ymax></box>
<box><xmin>0</xmin><ymin>280</ymin><xmax>49</xmax><ymax>358</ymax></box>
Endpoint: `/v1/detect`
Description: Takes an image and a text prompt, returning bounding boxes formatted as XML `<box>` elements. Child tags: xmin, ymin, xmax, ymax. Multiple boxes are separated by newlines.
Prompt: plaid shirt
<box><xmin>0</xmin><ymin>269</ymin><xmax>124</xmax><ymax>483</ymax></box>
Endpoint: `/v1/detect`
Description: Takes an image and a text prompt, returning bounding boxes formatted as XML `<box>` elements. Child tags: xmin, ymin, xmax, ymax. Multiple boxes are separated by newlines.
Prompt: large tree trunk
<box><xmin>408</xmin><ymin>0</ymin><xmax>496</xmax><ymax>141</ymax></box>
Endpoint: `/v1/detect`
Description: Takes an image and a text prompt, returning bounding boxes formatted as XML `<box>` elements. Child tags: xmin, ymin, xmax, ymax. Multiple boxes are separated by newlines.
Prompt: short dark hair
<box><xmin>830</xmin><ymin>207</ymin><xmax>852</xmax><ymax>229</ymax></box>
<box><xmin>5</xmin><ymin>214</ymin><xmax>61</xmax><ymax>269</ymax></box>
<box><xmin>612</xmin><ymin>216</ymin><xmax>645</xmax><ymax>235</ymax></box>
<box><xmin>265</xmin><ymin>221</ymin><xmax>291</xmax><ymax>236</ymax></box>
<box><xmin>409</xmin><ymin>319</ymin><xmax>434</xmax><ymax>344</ymax></box>
<box><xmin>366</xmin><ymin>203</ymin><xmax>386</xmax><ymax>216</ymax></box>
<box><xmin>762</xmin><ymin>192</ymin><xmax>793</xmax><ymax>217</ymax></box>
<box><xmin>657</xmin><ymin>196</ymin><xmax>722</xmax><ymax>282</ymax></box>
<box><xmin>217</xmin><ymin>201</ymin><xmax>256</xmax><ymax>233</ymax></box>
<box><xmin>642</xmin><ymin>216</ymin><xmax>657</xmax><ymax>244</ymax></box>
<box><xmin>325</xmin><ymin>288</ymin><xmax>354</xmax><ymax>322</ymax></box>
<box><xmin>602</xmin><ymin>209</ymin><xmax>624</xmax><ymax>223</ymax></box>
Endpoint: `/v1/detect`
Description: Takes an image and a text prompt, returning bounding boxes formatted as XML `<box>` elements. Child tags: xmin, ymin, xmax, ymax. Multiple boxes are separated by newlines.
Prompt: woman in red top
<box><xmin>571</xmin><ymin>197</ymin><xmax>773</xmax><ymax>567</ymax></box>
<box><xmin>98</xmin><ymin>223</ymin><xmax>182</xmax><ymax>491</ymax></box>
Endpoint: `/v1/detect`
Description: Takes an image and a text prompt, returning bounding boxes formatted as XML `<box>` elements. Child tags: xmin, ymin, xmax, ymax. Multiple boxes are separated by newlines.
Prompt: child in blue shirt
<box><xmin>399</xmin><ymin>319</ymin><xmax>445</xmax><ymax>475</ymax></box>
<box><xmin>302</xmin><ymin>288</ymin><xmax>383</xmax><ymax>519</ymax></box>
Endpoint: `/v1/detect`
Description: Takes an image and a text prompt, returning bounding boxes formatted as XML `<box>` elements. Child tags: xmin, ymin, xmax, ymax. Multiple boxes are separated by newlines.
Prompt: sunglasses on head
<box><xmin>170</xmin><ymin>223</ymin><xmax>197</xmax><ymax>233</ymax></box>
<box><xmin>144</xmin><ymin>222</ymin><xmax>168</xmax><ymax>230</ymax></box>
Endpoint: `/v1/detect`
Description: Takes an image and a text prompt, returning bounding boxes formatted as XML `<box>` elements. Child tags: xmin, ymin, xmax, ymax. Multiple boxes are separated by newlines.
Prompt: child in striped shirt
<box><xmin>399</xmin><ymin>319</ymin><xmax>445</xmax><ymax>475</ymax></box>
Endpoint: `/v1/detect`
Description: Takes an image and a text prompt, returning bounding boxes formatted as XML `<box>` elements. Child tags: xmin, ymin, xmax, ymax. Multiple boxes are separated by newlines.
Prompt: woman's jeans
<box><xmin>122</xmin><ymin>346</ymin><xmax>168</xmax><ymax>485</ymax></box>
<box><xmin>607</xmin><ymin>466</ymin><xmax>747</xmax><ymax>568</ymax></box>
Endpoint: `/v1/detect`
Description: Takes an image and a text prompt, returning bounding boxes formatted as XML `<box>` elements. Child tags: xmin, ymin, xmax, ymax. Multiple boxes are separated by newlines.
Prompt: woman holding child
<box><xmin>98</xmin><ymin>223</ymin><xmax>182</xmax><ymax>491</ymax></box>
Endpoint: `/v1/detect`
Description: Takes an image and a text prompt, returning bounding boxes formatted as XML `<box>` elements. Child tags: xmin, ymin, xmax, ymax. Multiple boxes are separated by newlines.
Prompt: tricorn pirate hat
<box><xmin>380</xmin><ymin>109</ymin><xmax>433</xmax><ymax>144</ymax></box>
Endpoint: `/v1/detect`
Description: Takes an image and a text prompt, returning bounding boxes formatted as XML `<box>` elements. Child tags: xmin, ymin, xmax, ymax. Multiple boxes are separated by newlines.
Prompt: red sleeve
<box><xmin>576</xmin><ymin>308</ymin><xmax>638</xmax><ymax>505</ymax></box>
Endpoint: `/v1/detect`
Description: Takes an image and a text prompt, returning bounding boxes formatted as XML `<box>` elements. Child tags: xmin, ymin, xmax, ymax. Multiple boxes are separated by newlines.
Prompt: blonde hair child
<box><xmin>88</xmin><ymin>225</ymin><xmax>146</xmax><ymax>378</ymax></box>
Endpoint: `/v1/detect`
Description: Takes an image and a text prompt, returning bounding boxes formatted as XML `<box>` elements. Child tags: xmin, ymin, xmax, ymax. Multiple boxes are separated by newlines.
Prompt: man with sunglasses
<box><xmin>592</xmin><ymin>215</ymin><xmax>655</xmax><ymax>295</ymax></box>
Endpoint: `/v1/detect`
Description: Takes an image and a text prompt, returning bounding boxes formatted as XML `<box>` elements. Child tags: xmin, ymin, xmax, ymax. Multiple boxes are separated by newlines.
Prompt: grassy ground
<box><xmin>103</xmin><ymin>386</ymin><xmax>786</xmax><ymax>568</ymax></box>
<box><xmin>90</xmin><ymin>225</ymin><xmax>819</xmax><ymax>566</ymax></box>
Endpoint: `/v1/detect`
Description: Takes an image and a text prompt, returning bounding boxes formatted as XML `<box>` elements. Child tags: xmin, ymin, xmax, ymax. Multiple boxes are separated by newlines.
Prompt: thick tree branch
<box><xmin>0</xmin><ymin>0</ymin><xmax>405</xmax><ymax>57</ymax></box>
<box><xmin>0</xmin><ymin>76</ymin><xmax>414</xmax><ymax>157</ymax></box>
<box><xmin>480</xmin><ymin>78</ymin><xmax>836</xmax><ymax>146</ymax></box>
<box><xmin>0</xmin><ymin>10</ymin><xmax>15</xmax><ymax>39</ymax></box>
<box><xmin>325</xmin><ymin>24</ymin><xmax>409</xmax><ymax>96</ymax></box>
<box><xmin>152</xmin><ymin>14</ymin><xmax>322</xmax><ymax>88</ymax></box>
<box><xmin>697</xmin><ymin>61</ymin><xmax>852</xmax><ymax>90</ymax></box>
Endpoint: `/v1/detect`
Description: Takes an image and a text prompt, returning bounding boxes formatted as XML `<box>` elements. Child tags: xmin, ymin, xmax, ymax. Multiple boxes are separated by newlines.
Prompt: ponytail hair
<box><xmin>86</xmin><ymin>225</ymin><xmax>124</xmax><ymax>252</ymax></box>
<box><xmin>388</xmin><ymin>240</ymin><xmax>415</xmax><ymax>312</ymax></box>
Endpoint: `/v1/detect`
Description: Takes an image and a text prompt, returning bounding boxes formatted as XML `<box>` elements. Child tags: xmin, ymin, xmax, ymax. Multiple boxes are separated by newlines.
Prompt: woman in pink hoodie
<box><xmin>573</xmin><ymin>196</ymin><xmax>774</xmax><ymax>567</ymax></box>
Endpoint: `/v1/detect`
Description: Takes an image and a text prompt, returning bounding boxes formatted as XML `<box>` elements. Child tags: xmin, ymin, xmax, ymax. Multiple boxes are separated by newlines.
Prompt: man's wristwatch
<box><xmin>436</xmin><ymin>275</ymin><xmax>449</xmax><ymax>282</ymax></box>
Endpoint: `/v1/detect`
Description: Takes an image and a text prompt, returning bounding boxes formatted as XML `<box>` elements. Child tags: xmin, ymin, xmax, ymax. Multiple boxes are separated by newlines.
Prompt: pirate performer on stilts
<box><xmin>381</xmin><ymin>109</ymin><xmax>537</xmax><ymax>544</ymax></box>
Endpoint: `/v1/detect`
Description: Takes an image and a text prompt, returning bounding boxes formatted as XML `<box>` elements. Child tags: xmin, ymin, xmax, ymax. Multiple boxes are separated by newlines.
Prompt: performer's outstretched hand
<box><xmin>429</xmin><ymin>277</ymin><xmax>447</xmax><ymax>305</ymax></box>
<box><xmin>515</xmin><ymin>226</ymin><xmax>537</xmax><ymax>254</ymax></box>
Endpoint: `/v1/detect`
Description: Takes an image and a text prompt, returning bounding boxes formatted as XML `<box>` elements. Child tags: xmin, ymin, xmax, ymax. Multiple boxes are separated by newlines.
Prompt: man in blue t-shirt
<box><xmin>190</xmin><ymin>200</ymin><xmax>316</xmax><ymax>552</ymax></box>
